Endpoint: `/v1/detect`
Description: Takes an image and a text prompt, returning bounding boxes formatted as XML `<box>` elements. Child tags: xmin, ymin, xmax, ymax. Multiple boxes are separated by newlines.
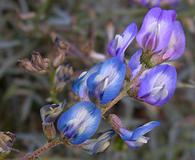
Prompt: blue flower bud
<box><xmin>73</xmin><ymin>57</ymin><xmax>126</xmax><ymax>104</ymax></box>
<box><xmin>87</xmin><ymin>57</ymin><xmax>126</xmax><ymax>104</ymax></box>
<box><xmin>57</xmin><ymin>101</ymin><xmax>101</xmax><ymax>144</ymax></box>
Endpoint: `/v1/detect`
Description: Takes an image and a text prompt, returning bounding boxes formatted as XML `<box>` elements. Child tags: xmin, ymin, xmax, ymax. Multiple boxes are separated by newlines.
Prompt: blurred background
<box><xmin>0</xmin><ymin>0</ymin><xmax>195</xmax><ymax>159</ymax></box>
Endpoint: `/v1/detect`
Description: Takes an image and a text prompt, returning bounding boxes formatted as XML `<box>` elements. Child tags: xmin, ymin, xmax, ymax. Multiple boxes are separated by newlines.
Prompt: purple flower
<box><xmin>107</xmin><ymin>23</ymin><xmax>137</xmax><ymax>59</ymax></box>
<box><xmin>162</xmin><ymin>21</ymin><xmax>185</xmax><ymax>60</ymax></box>
<box><xmin>110</xmin><ymin>114</ymin><xmax>160</xmax><ymax>148</ymax></box>
<box><xmin>128</xmin><ymin>53</ymin><xmax>177</xmax><ymax>107</ymax></box>
<box><xmin>57</xmin><ymin>101</ymin><xmax>101</xmax><ymax>144</ymax></box>
<box><xmin>73</xmin><ymin>57</ymin><xmax>126</xmax><ymax>104</ymax></box>
<box><xmin>137</xmin><ymin>7</ymin><xmax>176</xmax><ymax>53</ymax></box>
<box><xmin>136</xmin><ymin>7</ymin><xmax>185</xmax><ymax>63</ymax></box>
<box><xmin>137</xmin><ymin>64</ymin><xmax>177</xmax><ymax>106</ymax></box>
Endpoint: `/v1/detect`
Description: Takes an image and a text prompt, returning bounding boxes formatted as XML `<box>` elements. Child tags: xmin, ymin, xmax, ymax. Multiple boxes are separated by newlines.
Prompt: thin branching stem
<box><xmin>21</xmin><ymin>138</ymin><xmax>63</xmax><ymax>160</ymax></box>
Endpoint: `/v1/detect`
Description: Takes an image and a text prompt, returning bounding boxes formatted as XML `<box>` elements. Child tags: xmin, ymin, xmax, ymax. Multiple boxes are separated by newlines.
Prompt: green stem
<box><xmin>49</xmin><ymin>68</ymin><xmax>60</xmax><ymax>104</ymax></box>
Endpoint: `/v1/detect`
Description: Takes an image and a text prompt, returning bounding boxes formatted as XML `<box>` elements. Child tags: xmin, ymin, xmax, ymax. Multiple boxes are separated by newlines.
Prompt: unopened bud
<box><xmin>51</xmin><ymin>33</ymin><xmax>70</xmax><ymax>67</ymax></box>
<box><xmin>109</xmin><ymin>114</ymin><xmax>123</xmax><ymax>132</ymax></box>
<box><xmin>0</xmin><ymin>132</ymin><xmax>15</xmax><ymax>159</ymax></box>
<box><xmin>18</xmin><ymin>52</ymin><xmax>50</xmax><ymax>74</ymax></box>
<box><xmin>40</xmin><ymin>101</ymin><xmax>66</xmax><ymax>124</ymax></box>
<box><xmin>42</xmin><ymin>122</ymin><xmax>56</xmax><ymax>141</ymax></box>
<box><xmin>54</xmin><ymin>64</ymin><xmax>73</xmax><ymax>92</ymax></box>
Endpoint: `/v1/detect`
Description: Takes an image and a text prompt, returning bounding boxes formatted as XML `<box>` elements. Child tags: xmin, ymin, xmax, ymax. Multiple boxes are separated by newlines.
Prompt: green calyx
<box><xmin>140</xmin><ymin>50</ymin><xmax>154</xmax><ymax>68</ymax></box>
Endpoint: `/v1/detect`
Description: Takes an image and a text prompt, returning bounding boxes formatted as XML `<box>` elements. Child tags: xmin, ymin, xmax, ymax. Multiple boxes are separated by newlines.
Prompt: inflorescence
<box><xmin>1</xmin><ymin>7</ymin><xmax>186</xmax><ymax>160</ymax></box>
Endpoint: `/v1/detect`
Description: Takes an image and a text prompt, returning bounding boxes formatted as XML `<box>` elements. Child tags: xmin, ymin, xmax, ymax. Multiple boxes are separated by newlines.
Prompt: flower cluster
<box><xmin>19</xmin><ymin>7</ymin><xmax>185</xmax><ymax>158</ymax></box>
<box><xmin>49</xmin><ymin>7</ymin><xmax>185</xmax><ymax>154</ymax></box>
<box><xmin>55</xmin><ymin>6</ymin><xmax>185</xmax><ymax>151</ymax></box>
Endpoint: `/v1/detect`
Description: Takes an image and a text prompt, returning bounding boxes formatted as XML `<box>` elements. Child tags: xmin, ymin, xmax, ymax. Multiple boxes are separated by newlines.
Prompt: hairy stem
<box><xmin>102</xmin><ymin>90</ymin><xmax>127</xmax><ymax>115</ymax></box>
<box><xmin>21</xmin><ymin>138</ymin><xmax>63</xmax><ymax>160</ymax></box>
